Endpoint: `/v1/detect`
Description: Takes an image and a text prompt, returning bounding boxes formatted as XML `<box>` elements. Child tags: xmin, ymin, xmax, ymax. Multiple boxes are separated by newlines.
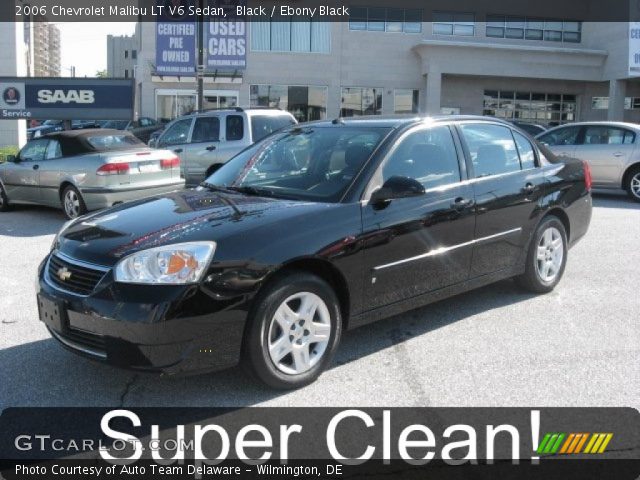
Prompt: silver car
<box><xmin>0</xmin><ymin>129</ymin><xmax>185</xmax><ymax>219</ymax></box>
<box><xmin>536</xmin><ymin>122</ymin><xmax>640</xmax><ymax>202</ymax></box>
<box><xmin>155</xmin><ymin>107</ymin><xmax>296</xmax><ymax>185</ymax></box>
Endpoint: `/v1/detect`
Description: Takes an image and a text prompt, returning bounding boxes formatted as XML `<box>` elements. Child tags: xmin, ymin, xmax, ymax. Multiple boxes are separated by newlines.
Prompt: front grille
<box><xmin>59</xmin><ymin>327</ymin><xmax>106</xmax><ymax>352</ymax></box>
<box><xmin>47</xmin><ymin>254</ymin><xmax>107</xmax><ymax>296</ymax></box>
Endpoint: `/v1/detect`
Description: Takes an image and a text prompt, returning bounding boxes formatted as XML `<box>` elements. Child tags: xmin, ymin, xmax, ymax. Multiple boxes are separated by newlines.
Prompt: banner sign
<box><xmin>0</xmin><ymin>77</ymin><xmax>134</xmax><ymax>120</ymax></box>
<box><xmin>155</xmin><ymin>0</ymin><xmax>197</xmax><ymax>74</ymax></box>
<box><xmin>629</xmin><ymin>22</ymin><xmax>640</xmax><ymax>76</ymax></box>
<box><xmin>205</xmin><ymin>0</ymin><xmax>247</xmax><ymax>70</ymax></box>
<box><xmin>1</xmin><ymin>407</ymin><xmax>639</xmax><ymax>480</ymax></box>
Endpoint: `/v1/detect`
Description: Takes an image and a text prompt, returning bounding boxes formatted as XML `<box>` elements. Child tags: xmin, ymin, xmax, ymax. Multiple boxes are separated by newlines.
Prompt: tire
<box><xmin>0</xmin><ymin>183</ymin><xmax>10</xmax><ymax>212</ymax></box>
<box><xmin>61</xmin><ymin>185</ymin><xmax>87</xmax><ymax>220</ymax></box>
<box><xmin>515</xmin><ymin>216</ymin><xmax>568</xmax><ymax>293</ymax></box>
<box><xmin>243</xmin><ymin>272</ymin><xmax>342</xmax><ymax>389</ymax></box>
<box><xmin>624</xmin><ymin>166</ymin><xmax>640</xmax><ymax>203</ymax></box>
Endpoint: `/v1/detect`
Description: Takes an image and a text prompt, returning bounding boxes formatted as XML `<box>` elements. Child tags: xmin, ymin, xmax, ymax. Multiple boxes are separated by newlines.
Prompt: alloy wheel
<box><xmin>535</xmin><ymin>226</ymin><xmax>564</xmax><ymax>283</ymax></box>
<box><xmin>267</xmin><ymin>292</ymin><xmax>332</xmax><ymax>375</ymax></box>
<box><xmin>631</xmin><ymin>172</ymin><xmax>640</xmax><ymax>200</ymax></box>
<box><xmin>64</xmin><ymin>190</ymin><xmax>80</xmax><ymax>218</ymax></box>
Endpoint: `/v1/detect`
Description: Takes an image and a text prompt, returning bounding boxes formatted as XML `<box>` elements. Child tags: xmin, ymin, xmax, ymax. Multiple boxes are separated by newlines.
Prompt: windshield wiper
<box><xmin>200</xmin><ymin>182</ymin><xmax>237</xmax><ymax>194</ymax></box>
<box><xmin>226</xmin><ymin>185</ymin><xmax>275</xmax><ymax>197</ymax></box>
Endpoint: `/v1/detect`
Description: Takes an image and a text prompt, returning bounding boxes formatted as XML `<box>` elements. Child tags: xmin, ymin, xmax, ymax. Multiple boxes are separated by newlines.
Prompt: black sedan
<box><xmin>100</xmin><ymin>118</ymin><xmax>164</xmax><ymax>144</ymax></box>
<box><xmin>37</xmin><ymin>116</ymin><xmax>592</xmax><ymax>389</ymax></box>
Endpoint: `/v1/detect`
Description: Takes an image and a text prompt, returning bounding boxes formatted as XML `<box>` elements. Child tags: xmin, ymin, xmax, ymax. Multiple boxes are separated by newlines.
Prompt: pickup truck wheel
<box><xmin>516</xmin><ymin>216</ymin><xmax>567</xmax><ymax>293</ymax></box>
<box><xmin>243</xmin><ymin>272</ymin><xmax>342</xmax><ymax>389</ymax></box>
<box><xmin>61</xmin><ymin>185</ymin><xmax>87</xmax><ymax>219</ymax></box>
<box><xmin>0</xmin><ymin>183</ymin><xmax>10</xmax><ymax>212</ymax></box>
<box><xmin>625</xmin><ymin>167</ymin><xmax>640</xmax><ymax>202</ymax></box>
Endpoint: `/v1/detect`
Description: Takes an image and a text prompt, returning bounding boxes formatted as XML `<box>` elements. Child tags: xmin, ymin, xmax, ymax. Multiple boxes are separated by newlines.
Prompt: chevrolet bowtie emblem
<box><xmin>57</xmin><ymin>267</ymin><xmax>72</xmax><ymax>281</ymax></box>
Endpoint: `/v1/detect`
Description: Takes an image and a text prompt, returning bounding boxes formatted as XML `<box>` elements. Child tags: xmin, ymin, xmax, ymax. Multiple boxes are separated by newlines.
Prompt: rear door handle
<box><xmin>451</xmin><ymin>197</ymin><xmax>474</xmax><ymax>209</ymax></box>
<box><xmin>173</xmin><ymin>148</ymin><xmax>183</xmax><ymax>153</ymax></box>
<box><xmin>205</xmin><ymin>145</ymin><xmax>216</xmax><ymax>151</ymax></box>
<box><xmin>523</xmin><ymin>182</ymin><xmax>535</xmax><ymax>194</ymax></box>
<box><xmin>613</xmin><ymin>152</ymin><xmax>624</xmax><ymax>157</ymax></box>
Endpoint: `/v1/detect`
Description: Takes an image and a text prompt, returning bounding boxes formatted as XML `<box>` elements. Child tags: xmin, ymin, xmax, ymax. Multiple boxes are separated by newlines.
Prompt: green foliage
<box><xmin>0</xmin><ymin>146</ymin><xmax>19</xmax><ymax>162</ymax></box>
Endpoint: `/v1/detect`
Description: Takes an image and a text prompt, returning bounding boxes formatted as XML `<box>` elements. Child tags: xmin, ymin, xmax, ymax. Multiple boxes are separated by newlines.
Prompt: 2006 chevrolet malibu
<box><xmin>37</xmin><ymin>116</ymin><xmax>592</xmax><ymax>389</ymax></box>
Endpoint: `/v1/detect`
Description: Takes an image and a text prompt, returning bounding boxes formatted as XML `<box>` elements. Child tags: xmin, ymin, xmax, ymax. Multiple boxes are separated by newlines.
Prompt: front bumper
<box><xmin>80</xmin><ymin>180</ymin><xmax>185</xmax><ymax>211</ymax></box>
<box><xmin>36</xmin><ymin>252</ymin><xmax>247</xmax><ymax>375</ymax></box>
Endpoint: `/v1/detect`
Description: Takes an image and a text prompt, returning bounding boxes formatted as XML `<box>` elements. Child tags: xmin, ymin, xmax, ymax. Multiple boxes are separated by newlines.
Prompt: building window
<box><xmin>394</xmin><ymin>89</ymin><xmax>419</xmax><ymax>114</ymax></box>
<box><xmin>124</xmin><ymin>50</ymin><xmax>128</xmax><ymax>58</ymax></box>
<box><xmin>433</xmin><ymin>12</ymin><xmax>475</xmax><ymax>36</ymax></box>
<box><xmin>132</xmin><ymin>50</ymin><xmax>137</xmax><ymax>60</ymax></box>
<box><xmin>483</xmin><ymin>90</ymin><xmax>577</xmax><ymax>125</ymax></box>
<box><xmin>486</xmin><ymin>16</ymin><xmax>581</xmax><ymax>43</ymax></box>
<box><xmin>251</xmin><ymin>20</ymin><xmax>330</xmax><ymax>53</ymax></box>
<box><xmin>124</xmin><ymin>70</ymin><xmax>129</xmax><ymax>78</ymax></box>
<box><xmin>592</xmin><ymin>97</ymin><xmax>640</xmax><ymax>110</ymax></box>
<box><xmin>340</xmin><ymin>87</ymin><xmax>383</xmax><ymax>116</ymax></box>
<box><xmin>250</xmin><ymin>85</ymin><xmax>328</xmax><ymax>122</ymax></box>
<box><xmin>349</xmin><ymin>7</ymin><xmax>422</xmax><ymax>33</ymax></box>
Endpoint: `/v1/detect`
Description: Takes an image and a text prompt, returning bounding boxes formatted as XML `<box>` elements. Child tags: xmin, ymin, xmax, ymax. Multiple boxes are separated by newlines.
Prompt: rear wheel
<box><xmin>0</xmin><ymin>183</ymin><xmax>10</xmax><ymax>212</ymax></box>
<box><xmin>243</xmin><ymin>272</ymin><xmax>342</xmax><ymax>389</ymax></box>
<box><xmin>625</xmin><ymin>166</ymin><xmax>640</xmax><ymax>202</ymax></box>
<box><xmin>61</xmin><ymin>185</ymin><xmax>87</xmax><ymax>219</ymax></box>
<box><xmin>516</xmin><ymin>216</ymin><xmax>568</xmax><ymax>293</ymax></box>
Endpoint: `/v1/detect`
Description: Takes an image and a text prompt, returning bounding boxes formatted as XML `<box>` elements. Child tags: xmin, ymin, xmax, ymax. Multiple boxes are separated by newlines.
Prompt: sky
<box><xmin>57</xmin><ymin>22</ymin><xmax>136</xmax><ymax>77</ymax></box>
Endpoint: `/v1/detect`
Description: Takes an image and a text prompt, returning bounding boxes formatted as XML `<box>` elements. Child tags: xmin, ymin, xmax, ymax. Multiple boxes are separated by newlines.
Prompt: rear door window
<box><xmin>512</xmin><ymin>131</ymin><xmax>536</xmax><ymax>169</ymax></box>
<box><xmin>460</xmin><ymin>123</ymin><xmax>521</xmax><ymax>177</ymax></box>
<box><xmin>583</xmin><ymin>126</ymin><xmax>635</xmax><ymax>145</ymax></box>
<box><xmin>191</xmin><ymin>117</ymin><xmax>220</xmax><ymax>143</ymax></box>
<box><xmin>225</xmin><ymin>115</ymin><xmax>244</xmax><ymax>141</ymax></box>
<box><xmin>251</xmin><ymin>115</ymin><xmax>296</xmax><ymax>142</ymax></box>
<box><xmin>538</xmin><ymin>126</ymin><xmax>581</xmax><ymax>146</ymax></box>
<box><xmin>45</xmin><ymin>140</ymin><xmax>63</xmax><ymax>160</ymax></box>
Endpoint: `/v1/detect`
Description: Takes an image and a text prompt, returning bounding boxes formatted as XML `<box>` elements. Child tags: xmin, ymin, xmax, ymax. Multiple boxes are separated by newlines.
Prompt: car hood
<box><xmin>56</xmin><ymin>188</ymin><xmax>337</xmax><ymax>266</ymax></box>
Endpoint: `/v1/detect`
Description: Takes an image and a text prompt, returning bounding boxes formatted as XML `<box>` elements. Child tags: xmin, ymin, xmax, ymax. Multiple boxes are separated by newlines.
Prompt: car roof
<box><xmin>44</xmin><ymin>128</ymin><xmax>123</xmax><ymax>139</ymax></box>
<box><xmin>303</xmin><ymin>115</ymin><xmax>516</xmax><ymax>129</ymax></box>
<box><xmin>184</xmin><ymin>108</ymin><xmax>295</xmax><ymax>119</ymax></box>
<box><xmin>545</xmin><ymin>121</ymin><xmax>640</xmax><ymax>130</ymax></box>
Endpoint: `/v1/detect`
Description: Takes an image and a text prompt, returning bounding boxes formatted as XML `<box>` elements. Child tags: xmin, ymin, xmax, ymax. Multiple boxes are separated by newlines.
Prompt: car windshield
<box><xmin>101</xmin><ymin>120</ymin><xmax>129</xmax><ymax>129</ymax></box>
<box><xmin>42</xmin><ymin>120</ymin><xmax>62</xmax><ymax>126</ymax></box>
<box><xmin>85</xmin><ymin>133</ymin><xmax>143</xmax><ymax>150</ymax></box>
<box><xmin>204</xmin><ymin>126</ymin><xmax>391</xmax><ymax>202</ymax></box>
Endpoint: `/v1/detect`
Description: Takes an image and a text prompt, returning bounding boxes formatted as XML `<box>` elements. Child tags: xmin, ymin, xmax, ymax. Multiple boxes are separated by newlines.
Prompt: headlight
<box><xmin>114</xmin><ymin>242</ymin><xmax>216</xmax><ymax>284</ymax></box>
<box><xmin>33</xmin><ymin>130</ymin><xmax>41</xmax><ymax>138</ymax></box>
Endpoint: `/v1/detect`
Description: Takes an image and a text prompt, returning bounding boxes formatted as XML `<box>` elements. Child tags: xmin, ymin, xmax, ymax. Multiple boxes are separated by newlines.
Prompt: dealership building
<box><xmin>133</xmin><ymin>9</ymin><xmax>640</xmax><ymax>126</ymax></box>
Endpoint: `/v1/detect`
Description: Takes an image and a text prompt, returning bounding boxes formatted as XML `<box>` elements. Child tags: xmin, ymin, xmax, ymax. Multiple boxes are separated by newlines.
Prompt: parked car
<box><xmin>37</xmin><ymin>116</ymin><xmax>591</xmax><ymax>388</ymax></box>
<box><xmin>155</xmin><ymin>107</ymin><xmax>296</xmax><ymax>185</ymax></box>
<box><xmin>27</xmin><ymin>120</ymin><xmax>101</xmax><ymax>140</ymax></box>
<box><xmin>147</xmin><ymin>127</ymin><xmax>164</xmax><ymax>148</ymax></box>
<box><xmin>100</xmin><ymin>118</ymin><xmax>164</xmax><ymax>144</ymax></box>
<box><xmin>536</xmin><ymin>121</ymin><xmax>640</xmax><ymax>202</ymax></box>
<box><xmin>0</xmin><ymin>129</ymin><xmax>184</xmax><ymax>219</ymax></box>
<box><xmin>510</xmin><ymin>121</ymin><xmax>547</xmax><ymax>136</ymax></box>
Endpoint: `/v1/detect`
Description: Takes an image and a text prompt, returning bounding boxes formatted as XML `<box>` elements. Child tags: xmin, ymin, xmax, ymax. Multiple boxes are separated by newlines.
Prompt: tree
<box><xmin>95</xmin><ymin>70</ymin><xmax>108</xmax><ymax>78</ymax></box>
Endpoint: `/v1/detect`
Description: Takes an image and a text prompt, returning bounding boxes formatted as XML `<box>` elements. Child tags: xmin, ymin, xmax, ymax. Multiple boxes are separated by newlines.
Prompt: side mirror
<box><xmin>370</xmin><ymin>176</ymin><xmax>425</xmax><ymax>206</ymax></box>
<box><xmin>5</xmin><ymin>154</ymin><xmax>17</xmax><ymax>163</ymax></box>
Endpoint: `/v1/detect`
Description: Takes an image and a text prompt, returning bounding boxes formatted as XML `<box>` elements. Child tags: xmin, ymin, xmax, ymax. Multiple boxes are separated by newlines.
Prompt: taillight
<box><xmin>583</xmin><ymin>161</ymin><xmax>592</xmax><ymax>192</ymax></box>
<box><xmin>96</xmin><ymin>162</ymin><xmax>130</xmax><ymax>176</ymax></box>
<box><xmin>161</xmin><ymin>156</ymin><xmax>180</xmax><ymax>169</ymax></box>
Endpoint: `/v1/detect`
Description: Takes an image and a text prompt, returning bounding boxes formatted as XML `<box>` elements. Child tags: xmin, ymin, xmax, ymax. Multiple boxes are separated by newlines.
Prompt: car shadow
<box><xmin>0</xmin><ymin>279</ymin><xmax>535</xmax><ymax>409</ymax></box>
<box><xmin>591</xmin><ymin>190</ymin><xmax>640</xmax><ymax>209</ymax></box>
<box><xmin>0</xmin><ymin>206</ymin><xmax>66</xmax><ymax>237</ymax></box>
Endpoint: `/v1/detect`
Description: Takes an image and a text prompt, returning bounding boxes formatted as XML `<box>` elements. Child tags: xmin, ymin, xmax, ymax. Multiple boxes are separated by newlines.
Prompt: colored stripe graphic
<box><xmin>539</xmin><ymin>433</ymin><xmax>613</xmax><ymax>455</ymax></box>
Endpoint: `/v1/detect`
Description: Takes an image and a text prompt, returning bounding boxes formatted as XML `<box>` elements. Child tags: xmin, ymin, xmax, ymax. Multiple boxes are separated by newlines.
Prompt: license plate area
<box><xmin>37</xmin><ymin>293</ymin><xmax>67</xmax><ymax>331</ymax></box>
<box><xmin>137</xmin><ymin>161</ymin><xmax>160</xmax><ymax>173</ymax></box>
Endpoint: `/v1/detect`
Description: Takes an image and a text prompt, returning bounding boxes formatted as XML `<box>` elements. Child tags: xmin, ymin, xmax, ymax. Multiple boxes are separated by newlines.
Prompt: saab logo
<box><xmin>56</xmin><ymin>267</ymin><xmax>72</xmax><ymax>281</ymax></box>
<box><xmin>37</xmin><ymin>89</ymin><xmax>95</xmax><ymax>104</ymax></box>
<box><xmin>3</xmin><ymin>87</ymin><xmax>20</xmax><ymax>105</ymax></box>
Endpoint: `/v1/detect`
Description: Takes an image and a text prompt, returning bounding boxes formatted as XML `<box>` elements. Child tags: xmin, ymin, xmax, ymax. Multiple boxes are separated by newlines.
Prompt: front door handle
<box><xmin>173</xmin><ymin>148</ymin><xmax>183</xmax><ymax>154</ymax></box>
<box><xmin>451</xmin><ymin>197</ymin><xmax>474</xmax><ymax>209</ymax></box>
<box><xmin>523</xmin><ymin>182</ymin><xmax>535</xmax><ymax>194</ymax></box>
<box><xmin>205</xmin><ymin>145</ymin><xmax>216</xmax><ymax>151</ymax></box>
<box><xmin>32</xmin><ymin>164</ymin><xmax>39</xmax><ymax>170</ymax></box>
<box><xmin>613</xmin><ymin>152</ymin><xmax>624</xmax><ymax>157</ymax></box>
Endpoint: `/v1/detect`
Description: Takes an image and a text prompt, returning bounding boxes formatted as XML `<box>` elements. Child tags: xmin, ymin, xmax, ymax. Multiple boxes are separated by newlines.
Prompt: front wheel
<box><xmin>515</xmin><ymin>216</ymin><xmax>568</xmax><ymax>293</ymax></box>
<box><xmin>0</xmin><ymin>183</ymin><xmax>10</xmax><ymax>212</ymax></box>
<box><xmin>61</xmin><ymin>185</ymin><xmax>87</xmax><ymax>219</ymax></box>
<box><xmin>625</xmin><ymin>167</ymin><xmax>640</xmax><ymax>203</ymax></box>
<box><xmin>243</xmin><ymin>272</ymin><xmax>342</xmax><ymax>389</ymax></box>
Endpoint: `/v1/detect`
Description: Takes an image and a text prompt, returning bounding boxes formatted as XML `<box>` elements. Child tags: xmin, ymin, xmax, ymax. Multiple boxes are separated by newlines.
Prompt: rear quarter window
<box><xmin>251</xmin><ymin>115</ymin><xmax>297</xmax><ymax>142</ymax></box>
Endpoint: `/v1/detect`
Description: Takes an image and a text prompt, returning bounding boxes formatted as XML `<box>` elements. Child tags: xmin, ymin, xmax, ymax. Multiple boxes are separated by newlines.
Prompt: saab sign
<box><xmin>0</xmin><ymin>77</ymin><xmax>134</xmax><ymax>120</ymax></box>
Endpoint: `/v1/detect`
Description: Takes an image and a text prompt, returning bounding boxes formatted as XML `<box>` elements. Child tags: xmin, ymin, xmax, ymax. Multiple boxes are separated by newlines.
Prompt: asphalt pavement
<box><xmin>0</xmin><ymin>192</ymin><xmax>638</xmax><ymax>410</ymax></box>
